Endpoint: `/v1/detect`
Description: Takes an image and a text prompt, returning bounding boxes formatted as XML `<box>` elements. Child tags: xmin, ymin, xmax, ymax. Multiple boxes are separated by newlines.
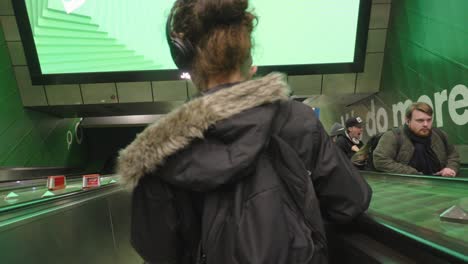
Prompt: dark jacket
<box><xmin>335</xmin><ymin>133</ymin><xmax>364</xmax><ymax>159</ymax></box>
<box><xmin>373</xmin><ymin>126</ymin><xmax>460</xmax><ymax>175</ymax></box>
<box><xmin>118</xmin><ymin>73</ymin><xmax>372</xmax><ymax>264</ymax></box>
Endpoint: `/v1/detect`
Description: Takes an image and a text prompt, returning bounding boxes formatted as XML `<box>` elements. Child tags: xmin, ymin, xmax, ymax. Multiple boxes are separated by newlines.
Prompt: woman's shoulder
<box><xmin>278</xmin><ymin>100</ymin><xmax>321</xmax><ymax>137</ymax></box>
<box><xmin>287</xmin><ymin>100</ymin><xmax>319</xmax><ymax>123</ymax></box>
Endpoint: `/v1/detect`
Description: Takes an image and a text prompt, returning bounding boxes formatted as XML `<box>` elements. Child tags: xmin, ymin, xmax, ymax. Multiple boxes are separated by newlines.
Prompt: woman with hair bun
<box><xmin>118</xmin><ymin>1</ymin><xmax>371</xmax><ymax>263</ymax></box>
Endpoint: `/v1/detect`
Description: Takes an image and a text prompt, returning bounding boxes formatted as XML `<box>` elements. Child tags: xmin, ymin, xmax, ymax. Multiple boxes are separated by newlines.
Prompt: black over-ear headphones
<box><xmin>166</xmin><ymin>3</ymin><xmax>195</xmax><ymax>70</ymax></box>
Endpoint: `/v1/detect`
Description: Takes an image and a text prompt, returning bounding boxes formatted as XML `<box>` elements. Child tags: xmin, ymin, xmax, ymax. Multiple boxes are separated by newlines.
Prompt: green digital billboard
<box><xmin>13</xmin><ymin>0</ymin><xmax>371</xmax><ymax>84</ymax></box>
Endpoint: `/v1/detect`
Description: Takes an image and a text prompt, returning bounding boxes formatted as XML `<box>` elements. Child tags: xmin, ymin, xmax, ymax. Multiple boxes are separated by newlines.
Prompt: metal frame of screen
<box><xmin>12</xmin><ymin>0</ymin><xmax>372</xmax><ymax>85</ymax></box>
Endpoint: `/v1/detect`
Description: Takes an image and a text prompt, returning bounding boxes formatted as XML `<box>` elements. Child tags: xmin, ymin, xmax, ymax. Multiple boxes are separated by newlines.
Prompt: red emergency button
<box><xmin>47</xmin><ymin>175</ymin><xmax>66</xmax><ymax>190</ymax></box>
<box><xmin>82</xmin><ymin>174</ymin><xmax>101</xmax><ymax>189</ymax></box>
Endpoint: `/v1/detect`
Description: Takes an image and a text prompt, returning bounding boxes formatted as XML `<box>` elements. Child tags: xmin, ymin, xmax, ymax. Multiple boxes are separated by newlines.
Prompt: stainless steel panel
<box><xmin>80</xmin><ymin>115</ymin><xmax>162</xmax><ymax>128</ymax></box>
<box><xmin>0</xmin><ymin>198</ymin><xmax>116</xmax><ymax>264</ymax></box>
<box><xmin>0</xmin><ymin>184</ymin><xmax>141</xmax><ymax>263</ymax></box>
<box><xmin>107</xmin><ymin>191</ymin><xmax>142</xmax><ymax>264</ymax></box>
<box><xmin>30</xmin><ymin>101</ymin><xmax>185</xmax><ymax>118</ymax></box>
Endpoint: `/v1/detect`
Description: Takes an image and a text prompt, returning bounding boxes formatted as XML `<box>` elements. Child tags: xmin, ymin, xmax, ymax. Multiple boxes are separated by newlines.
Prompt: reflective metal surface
<box><xmin>0</xmin><ymin>175</ymin><xmax>141</xmax><ymax>264</ymax></box>
<box><xmin>30</xmin><ymin>101</ymin><xmax>186</xmax><ymax>118</ymax></box>
<box><xmin>363</xmin><ymin>171</ymin><xmax>468</xmax><ymax>262</ymax></box>
<box><xmin>0</xmin><ymin>175</ymin><xmax>119</xmax><ymax>210</ymax></box>
<box><xmin>0</xmin><ymin>167</ymin><xmax>82</xmax><ymax>182</ymax></box>
<box><xmin>80</xmin><ymin>114</ymin><xmax>163</xmax><ymax>128</ymax></box>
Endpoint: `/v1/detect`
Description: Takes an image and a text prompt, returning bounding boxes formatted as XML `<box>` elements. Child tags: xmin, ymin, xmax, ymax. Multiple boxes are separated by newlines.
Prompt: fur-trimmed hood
<box><xmin>117</xmin><ymin>73</ymin><xmax>290</xmax><ymax>189</ymax></box>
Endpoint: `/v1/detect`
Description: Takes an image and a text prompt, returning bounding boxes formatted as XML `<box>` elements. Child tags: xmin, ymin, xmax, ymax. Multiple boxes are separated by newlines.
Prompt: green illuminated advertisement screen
<box><xmin>13</xmin><ymin>0</ymin><xmax>371</xmax><ymax>84</ymax></box>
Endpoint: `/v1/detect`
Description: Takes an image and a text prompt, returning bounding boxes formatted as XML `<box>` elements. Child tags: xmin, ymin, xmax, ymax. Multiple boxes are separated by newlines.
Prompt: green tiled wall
<box><xmin>328</xmin><ymin>0</ymin><xmax>467</xmax><ymax>146</ymax></box>
<box><xmin>0</xmin><ymin>24</ymin><xmax>86</xmax><ymax>167</ymax></box>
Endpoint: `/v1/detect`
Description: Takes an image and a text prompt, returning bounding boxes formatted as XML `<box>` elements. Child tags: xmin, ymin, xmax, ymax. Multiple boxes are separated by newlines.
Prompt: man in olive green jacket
<box><xmin>373</xmin><ymin>102</ymin><xmax>460</xmax><ymax>177</ymax></box>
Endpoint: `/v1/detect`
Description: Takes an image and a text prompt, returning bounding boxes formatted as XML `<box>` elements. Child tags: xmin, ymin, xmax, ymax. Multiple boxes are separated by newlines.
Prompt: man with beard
<box><xmin>373</xmin><ymin>102</ymin><xmax>460</xmax><ymax>177</ymax></box>
<box><xmin>335</xmin><ymin>117</ymin><xmax>365</xmax><ymax>159</ymax></box>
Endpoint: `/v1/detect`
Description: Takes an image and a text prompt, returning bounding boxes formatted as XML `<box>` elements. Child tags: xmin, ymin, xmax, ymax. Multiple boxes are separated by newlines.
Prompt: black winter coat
<box><xmin>335</xmin><ymin>133</ymin><xmax>364</xmax><ymax>159</ymax></box>
<box><xmin>118</xmin><ymin>73</ymin><xmax>372</xmax><ymax>264</ymax></box>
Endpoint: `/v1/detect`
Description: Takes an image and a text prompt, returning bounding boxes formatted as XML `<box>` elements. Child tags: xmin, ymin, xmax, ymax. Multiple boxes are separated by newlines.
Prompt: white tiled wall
<box><xmin>322</xmin><ymin>74</ymin><xmax>357</xmax><ymax>95</ymax></box>
<box><xmin>45</xmin><ymin>84</ymin><xmax>83</xmax><ymax>105</ymax></box>
<box><xmin>0</xmin><ymin>0</ymin><xmax>12</xmax><ymax>16</ymax></box>
<box><xmin>288</xmin><ymin>75</ymin><xmax>322</xmax><ymax>97</ymax></box>
<box><xmin>81</xmin><ymin>83</ymin><xmax>118</xmax><ymax>104</ymax></box>
<box><xmin>369</xmin><ymin>3</ymin><xmax>392</xmax><ymax>29</ymax></box>
<box><xmin>116</xmin><ymin>82</ymin><xmax>153</xmax><ymax>103</ymax></box>
<box><xmin>284</xmin><ymin>2</ymin><xmax>392</xmax><ymax>101</ymax></box>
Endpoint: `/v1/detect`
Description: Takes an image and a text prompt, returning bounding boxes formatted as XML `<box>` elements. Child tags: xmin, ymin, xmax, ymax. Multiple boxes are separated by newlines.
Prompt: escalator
<box><xmin>329</xmin><ymin>171</ymin><xmax>468</xmax><ymax>264</ymax></box>
<box><xmin>0</xmin><ymin>174</ymin><xmax>140</xmax><ymax>264</ymax></box>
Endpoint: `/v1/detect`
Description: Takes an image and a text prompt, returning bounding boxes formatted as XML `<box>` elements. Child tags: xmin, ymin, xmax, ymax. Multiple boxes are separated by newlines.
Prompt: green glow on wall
<box><xmin>0</xmin><ymin>24</ymin><xmax>87</xmax><ymax>167</ymax></box>
<box><xmin>320</xmin><ymin>0</ymin><xmax>467</xmax><ymax>146</ymax></box>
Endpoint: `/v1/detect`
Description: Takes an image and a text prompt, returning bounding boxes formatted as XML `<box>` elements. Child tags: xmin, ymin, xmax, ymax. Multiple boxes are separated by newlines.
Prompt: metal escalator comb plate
<box><xmin>439</xmin><ymin>205</ymin><xmax>468</xmax><ymax>224</ymax></box>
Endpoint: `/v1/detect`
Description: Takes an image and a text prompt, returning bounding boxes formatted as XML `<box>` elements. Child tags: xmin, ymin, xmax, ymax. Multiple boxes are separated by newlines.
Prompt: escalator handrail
<box><xmin>0</xmin><ymin>182</ymin><xmax>120</xmax><ymax>214</ymax></box>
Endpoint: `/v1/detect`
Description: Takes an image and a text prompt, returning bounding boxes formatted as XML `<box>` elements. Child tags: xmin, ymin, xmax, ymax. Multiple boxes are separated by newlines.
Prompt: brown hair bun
<box><xmin>194</xmin><ymin>0</ymin><xmax>249</xmax><ymax>28</ymax></box>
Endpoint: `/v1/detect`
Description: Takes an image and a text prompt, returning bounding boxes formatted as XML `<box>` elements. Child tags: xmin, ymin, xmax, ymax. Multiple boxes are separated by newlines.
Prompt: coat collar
<box><xmin>117</xmin><ymin>73</ymin><xmax>290</xmax><ymax>188</ymax></box>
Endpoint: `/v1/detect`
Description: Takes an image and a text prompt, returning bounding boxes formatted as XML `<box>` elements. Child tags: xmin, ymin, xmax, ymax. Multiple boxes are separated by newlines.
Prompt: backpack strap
<box><xmin>267</xmin><ymin>100</ymin><xmax>324</xmax><ymax>251</ymax></box>
<box><xmin>391</xmin><ymin>127</ymin><xmax>448</xmax><ymax>155</ymax></box>
<box><xmin>432</xmin><ymin>127</ymin><xmax>449</xmax><ymax>153</ymax></box>
<box><xmin>271</xmin><ymin>100</ymin><xmax>292</xmax><ymax>135</ymax></box>
<box><xmin>391</xmin><ymin>127</ymin><xmax>403</xmax><ymax>156</ymax></box>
